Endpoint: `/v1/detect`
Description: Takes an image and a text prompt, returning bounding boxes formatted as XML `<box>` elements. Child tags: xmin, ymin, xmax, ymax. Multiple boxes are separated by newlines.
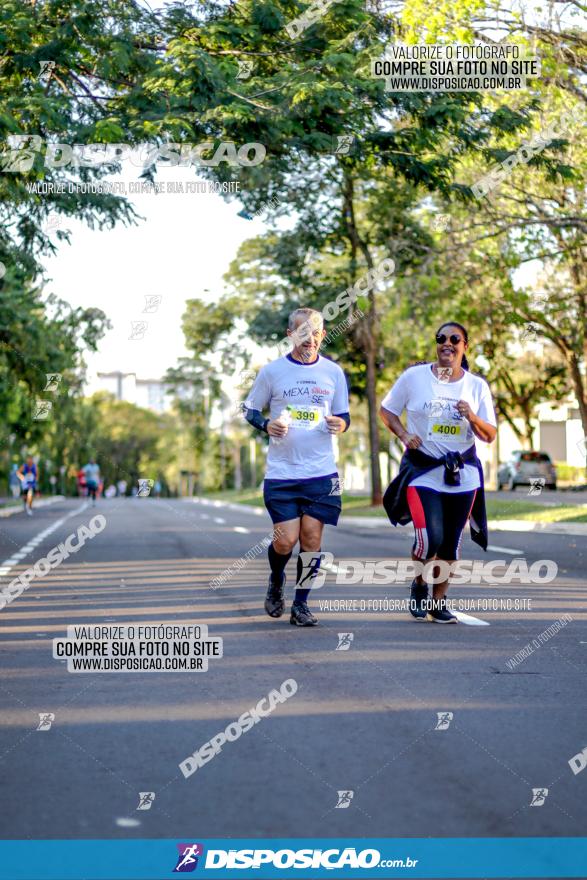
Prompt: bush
<box><xmin>554</xmin><ymin>463</ymin><xmax>587</xmax><ymax>483</ymax></box>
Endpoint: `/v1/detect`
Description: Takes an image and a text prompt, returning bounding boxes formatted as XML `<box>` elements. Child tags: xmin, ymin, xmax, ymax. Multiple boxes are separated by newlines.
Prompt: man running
<box><xmin>17</xmin><ymin>455</ymin><xmax>38</xmax><ymax>516</ymax></box>
<box><xmin>244</xmin><ymin>308</ymin><xmax>350</xmax><ymax>626</ymax></box>
<box><xmin>83</xmin><ymin>458</ymin><xmax>101</xmax><ymax>506</ymax></box>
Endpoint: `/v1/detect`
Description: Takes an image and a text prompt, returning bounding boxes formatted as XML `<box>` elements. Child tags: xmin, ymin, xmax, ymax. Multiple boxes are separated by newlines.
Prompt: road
<box><xmin>0</xmin><ymin>496</ymin><xmax>585</xmax><ymax>845</ymax></box>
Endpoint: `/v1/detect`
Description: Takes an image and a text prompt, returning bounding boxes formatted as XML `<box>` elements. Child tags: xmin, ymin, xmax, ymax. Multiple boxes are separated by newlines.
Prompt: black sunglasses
<box><xmin>436</xmin><ymin>333</ymin><xmax>463</xmax><ymax>345</ymax></box>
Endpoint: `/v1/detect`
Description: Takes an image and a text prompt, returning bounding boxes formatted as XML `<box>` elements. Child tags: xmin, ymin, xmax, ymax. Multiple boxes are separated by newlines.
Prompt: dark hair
<box><xmin>436</xmin><ymin>321</ymin><xmax>470</xmax><ymax>371</ymax></box>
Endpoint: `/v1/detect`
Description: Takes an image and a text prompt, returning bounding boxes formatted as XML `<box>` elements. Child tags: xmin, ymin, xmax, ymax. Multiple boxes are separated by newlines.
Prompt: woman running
<box><xmin>380</xmin><ymin>322</ymin><xmax>497</xmax><ymax>623</ymax></box>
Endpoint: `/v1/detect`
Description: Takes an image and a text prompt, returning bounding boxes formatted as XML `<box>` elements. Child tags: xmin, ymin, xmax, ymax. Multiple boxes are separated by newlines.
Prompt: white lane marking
<box><xmin>233</xmin><ymin>527</ymin><xmax>250</xmax><ymax>534</ymax></box>
<box><xmin>115</xmin><ymin>818</ymin><xmax>141</xmax><ymax>828</ymax></box>
<box><xmin>200</xmin><ymin>514</ymin><xmax>210</xmax><ymax>520</ymax></box>
<box><xmin>487</xmin><ymin>544</ymin><xmax>522</xmax><ymax>556</ymax></box>
<box><xmin>0</xmin><ymin>501</ymin><xmax>90</xmax><ymax>582</ymax></box>
<box><xmin>213</xmin><ymin>517</ymin><xmax>225</xmax><ymax>524</ymax></box>
<box><xmin>453</xmin><ymin>611</ymin><xmax>490</xmax><ymax>626</ymax></box>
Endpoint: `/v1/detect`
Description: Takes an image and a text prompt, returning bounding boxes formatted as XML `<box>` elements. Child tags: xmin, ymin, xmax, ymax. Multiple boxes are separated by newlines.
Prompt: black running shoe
<box><xmin>409</xmin><ymin>578</ymin><xmax>428</xmax><ymax>620</ymax></box>
<box><xmin>289</xmin><ymin>601</ymin><xmax>318</xmax><ymax>627</ymax></box>
<box><xmin>264</xmin><ymin>574</ymin><xmax>286</xmax><ymax>618</ymax></box>
<box><xmin>426</xmin><ymin>598</ymin><xmax>458</xmax><ymax>624</ymax></box>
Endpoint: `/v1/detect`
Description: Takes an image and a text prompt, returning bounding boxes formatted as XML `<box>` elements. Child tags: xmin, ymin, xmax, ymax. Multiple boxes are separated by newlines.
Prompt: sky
<box><xmin>43</xmin><ymin>166</ymin><xmax>268</xmax><ymax>390</ymax></box>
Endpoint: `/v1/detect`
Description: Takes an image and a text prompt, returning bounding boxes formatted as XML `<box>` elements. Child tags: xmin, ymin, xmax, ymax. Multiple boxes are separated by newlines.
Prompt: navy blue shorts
<box><xmin>263</xmin><ymin>473</ymin><xmax>342</xmax><ymax>526</ymax></box>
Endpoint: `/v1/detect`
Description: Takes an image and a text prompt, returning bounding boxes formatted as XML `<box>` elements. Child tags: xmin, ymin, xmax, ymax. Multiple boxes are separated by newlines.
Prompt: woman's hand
<box><xmin>455</xmin><ymin>400</ymin><xmax>473</xmax><ymax>422</ymax></box>
<box><xmin>401</xmin><ymin>432</ymin><xmax>423</xmax><ymax>450</ymax></box>
<box><xmin>455</xmin><ymin>400</ymin><xmax>497</xmax><ymax>442</ymax></box>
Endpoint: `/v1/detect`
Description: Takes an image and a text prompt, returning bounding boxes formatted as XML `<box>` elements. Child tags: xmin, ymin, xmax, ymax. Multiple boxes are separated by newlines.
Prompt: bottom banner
<box><xmin>1</xmin><ymin>838</ymin><xmax>586</xmax><ymax>879</ymax></box>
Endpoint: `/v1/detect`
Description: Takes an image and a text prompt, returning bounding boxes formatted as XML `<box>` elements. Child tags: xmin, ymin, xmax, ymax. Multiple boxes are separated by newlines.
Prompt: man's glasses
<box><xmin>436</xmin><ymin>333</ymin><xmax>463</xmax><ymax>345</ymax></box>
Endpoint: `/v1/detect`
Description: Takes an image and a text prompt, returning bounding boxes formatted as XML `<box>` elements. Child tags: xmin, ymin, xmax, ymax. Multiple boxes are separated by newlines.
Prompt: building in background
<box><xmin>94</xmin><ymin>371</ymin><xmax>172</xmax><ymax>414</ymax></box>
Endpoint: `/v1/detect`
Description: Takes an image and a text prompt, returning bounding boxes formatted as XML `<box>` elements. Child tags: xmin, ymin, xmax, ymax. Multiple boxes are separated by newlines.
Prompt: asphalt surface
<box><xmin>0</xmin><ymin>496</ymin><xmax>586</xmax><ymax>847</ymax></box>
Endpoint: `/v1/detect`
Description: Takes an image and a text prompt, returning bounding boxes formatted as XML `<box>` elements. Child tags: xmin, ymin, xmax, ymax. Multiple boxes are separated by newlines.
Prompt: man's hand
<box><xmin>401</xmin><ymin>432</ymin><xmax>423</xmax><ymax>450</ymax></box>
<box><xmin>267</xmin><ymin>418</ymin><xmax>289</xmax><ymax>438</ymax></box>
<box><xmin>325</xmin><ymin>415</ymin><xmax>346</xmax><ymax>434</ymax></box>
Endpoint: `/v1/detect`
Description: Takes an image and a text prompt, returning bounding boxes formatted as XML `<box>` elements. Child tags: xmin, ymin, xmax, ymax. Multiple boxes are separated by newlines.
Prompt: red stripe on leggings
<box><xmin>407</xmin><ymin>486</ymin><xmax>427</xmax><ymax>529</ymax></box>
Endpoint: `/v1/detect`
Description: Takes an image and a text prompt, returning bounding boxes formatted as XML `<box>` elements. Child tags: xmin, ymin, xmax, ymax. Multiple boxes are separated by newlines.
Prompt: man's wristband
<box><xmin>244</xmin><ymin>407</ymin><xmax>270</xmax><ymax>434</ymax></box>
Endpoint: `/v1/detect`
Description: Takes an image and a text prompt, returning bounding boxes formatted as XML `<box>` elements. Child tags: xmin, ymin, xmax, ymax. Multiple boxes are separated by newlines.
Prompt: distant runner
<box><xmin>83</xmin><ymin>458</ymin><xmax>101</xmax><ymax>506</ymax></box>
<box><xmin>18</xmin><ymin>455</ymin><xmax>38</xmax><ymax>516</ymax></box>
<box><xmin>380</xmin><ymin>321</ymin><xmax>497</xmax><ymax>623</ymax></box>
<box><xmin>244</xmin><ymin>308</ymin><xmax>350</xmax><ymax>626</ymax></box>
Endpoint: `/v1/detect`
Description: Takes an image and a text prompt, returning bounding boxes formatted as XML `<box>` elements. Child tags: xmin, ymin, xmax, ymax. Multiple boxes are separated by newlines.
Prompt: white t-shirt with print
<box><xmin>381</xmin><ymin>363</ymin><xmax>496</xmax><ymax>492</ymax></box>
<box><xmin>245</xmin><ymin>355</ymin><xmax>350</xmax><ymax>480</ymax></box>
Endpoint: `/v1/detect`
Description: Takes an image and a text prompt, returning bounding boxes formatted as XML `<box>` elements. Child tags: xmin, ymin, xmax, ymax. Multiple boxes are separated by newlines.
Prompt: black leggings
<box><xmin>406</xmin><ymin>486</ymin><xmax>476</xmax><ymax>561</ymax></box>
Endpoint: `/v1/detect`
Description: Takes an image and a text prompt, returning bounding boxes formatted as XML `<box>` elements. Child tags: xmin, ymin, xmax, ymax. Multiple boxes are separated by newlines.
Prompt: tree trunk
<box><xmin>365</xmin><ymin>332</ymin><xmax>383</xmax><ymax>504</ymax></box>
<box><xmin>342</xmin><ymin>170</ymin><xmax>382</xmax><ymax>506</ymax></box>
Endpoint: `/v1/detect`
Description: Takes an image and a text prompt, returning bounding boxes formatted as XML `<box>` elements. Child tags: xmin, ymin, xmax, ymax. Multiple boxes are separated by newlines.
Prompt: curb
<box><xmin>190</xmin><ymin>497</ymin><xmax>587</xmax><ymax>537</ymax></box>
<box><xmin>0</xmin><ymin>495</ymin><xmax>65</xmax><ymax>518</ymax></box>
<box><xmin>340</xmin><ymin>515</ymin><xmax>587</xmax><ymax>537</ymax></box>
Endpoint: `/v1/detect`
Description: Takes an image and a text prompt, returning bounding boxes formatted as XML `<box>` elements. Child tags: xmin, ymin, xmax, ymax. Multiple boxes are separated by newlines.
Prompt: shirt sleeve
<box><xmin>476</xmin><ymin>379</ymin><xmax>497</xmax><ymax>427</ymax></box>
<box><xmin>381</xmin><ymin>371</ymin><xmax>409</xmax><ymax>416</ymax></box>
<box><xmin>244</xmin><ymin>366</ymin><xmax>272</xmax><ymax>412</ymax></box>
<box><xmin>332</xmin><ymin>366</ymin><xmax>350</xmax><ymax>415</ymax></box>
